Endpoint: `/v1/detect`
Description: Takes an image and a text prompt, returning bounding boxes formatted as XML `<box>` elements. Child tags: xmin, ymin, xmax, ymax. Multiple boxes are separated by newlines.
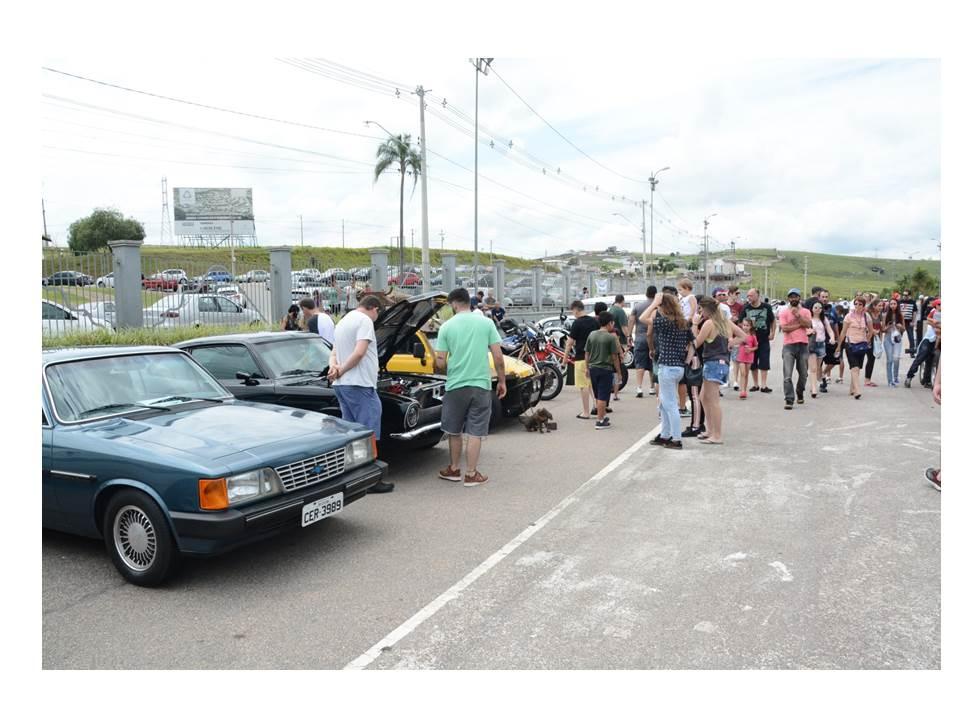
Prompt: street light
<box><xmin>612</xmin><ymin>212</ymin><xmax>646</xmax><ymax>286</ymax></box>
<box><xmin>728</xmin><ymin>235</ymin><xmax>743</xmax><ymax>273</ymax></box>
<box><xmin>703</xmin><ymin>213</ymin><xmax>718</xmax><ymax>295</ymax></box>
<box><xmin>648</xmin><ymin>166</ymin><xmax>670</xmax><ymax>259</ymax></box>
<box><xmin>472</xmin><ymin>58</ymin><xmax>494</xmax><ymax>297</ymax></box>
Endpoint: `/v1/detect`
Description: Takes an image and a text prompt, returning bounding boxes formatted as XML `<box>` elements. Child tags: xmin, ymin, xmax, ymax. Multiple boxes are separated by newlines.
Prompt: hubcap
<box><xmin>113</xmin><ymin>505</ymin><xmax>158</xmax><ymax>571</ymax></box>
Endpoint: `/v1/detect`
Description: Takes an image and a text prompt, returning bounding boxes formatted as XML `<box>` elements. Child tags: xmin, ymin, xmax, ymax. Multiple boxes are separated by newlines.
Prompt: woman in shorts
<box><xmin>691</xmin><ymin>297</ymin><xmax>747</xmax><ymax>444</ymax></box>
<box><xmin>834</xmin><ymin>296</ymin><xmax>873</xmax><ymax>399</ymax></box>
<box><xmin>808</xmin><ymin>302</ymin><xmax>834</xmax><ymax>398</ymax></box>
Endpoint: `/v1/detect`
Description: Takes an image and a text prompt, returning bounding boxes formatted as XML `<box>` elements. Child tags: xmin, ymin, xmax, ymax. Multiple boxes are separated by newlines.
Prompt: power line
<box><xmin>487</xmin><ymin>64</ymin><xmax>647</xmax><ymax>184</ymax></box>
<box><xmin>42</xmin><ymin>66</ymin><xmax>382</xmax><ymax>140</ymax></box>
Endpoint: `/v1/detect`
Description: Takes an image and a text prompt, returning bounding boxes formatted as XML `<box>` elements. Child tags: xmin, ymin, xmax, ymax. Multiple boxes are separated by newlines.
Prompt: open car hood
<box><xmin>375</xmin><ymin>292</ymin><xmax>448</xmax><ymax>368</ymax></box>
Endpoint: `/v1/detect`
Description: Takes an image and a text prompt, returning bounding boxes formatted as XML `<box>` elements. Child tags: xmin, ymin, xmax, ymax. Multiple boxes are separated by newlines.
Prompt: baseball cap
<box><xmin>712</xmin><ymin>287</ymin><xmax>727</xmax><ymax>297</ymax></box>
<box><xmin>787</xmin><ymin>288</ymin><xmax>801</xmax><ymax>297</ymax></box>
<box><xmin>932</xmin><ymin>299</ymin><xmax>941</xmax><ymax>308</ymax></box>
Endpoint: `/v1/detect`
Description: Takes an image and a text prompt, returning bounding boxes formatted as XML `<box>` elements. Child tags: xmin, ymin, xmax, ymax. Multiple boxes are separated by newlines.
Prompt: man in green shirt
<box><xmin>435</xmin><ymin>288</ymin><xmax>508</xmax><ymax>487</ymax></box>
<box><xmin>585</xmin><ymin>311</ymin><xmax>621</xmax><ymax>429</ymax></box>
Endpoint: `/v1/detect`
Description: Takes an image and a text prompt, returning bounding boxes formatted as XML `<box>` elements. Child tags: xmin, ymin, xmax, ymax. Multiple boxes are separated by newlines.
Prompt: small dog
<box><xmin>519</xmin><ymin>407</ymin><xmax>554</xmax><ymax>433</ymax></box>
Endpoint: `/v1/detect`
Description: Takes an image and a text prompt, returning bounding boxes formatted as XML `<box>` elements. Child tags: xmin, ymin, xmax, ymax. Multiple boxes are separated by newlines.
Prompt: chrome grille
<box><xmin>275</xmin><ymin>447</ymin><xmax>347</xmax><ymax>492</ymax></box>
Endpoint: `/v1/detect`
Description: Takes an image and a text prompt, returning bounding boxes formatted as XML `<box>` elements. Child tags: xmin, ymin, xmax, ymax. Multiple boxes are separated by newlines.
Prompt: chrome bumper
<box><xmin>389</xmin><ymin>422</ymin><xmax>443</xmax><ymax>440</ymax></box>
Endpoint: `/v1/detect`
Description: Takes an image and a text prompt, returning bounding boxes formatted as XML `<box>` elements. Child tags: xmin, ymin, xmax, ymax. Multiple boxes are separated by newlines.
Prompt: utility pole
<box><xmin>764</xmin><ymin>267</ymin><xmax>769</xmax><ymax>299</ymax></box>
<box><xmin>648</xmin><ymin>166</ymin><xmax>670</xmax><ymax>258</ymax></box>
<box><xmin>641</xmin><ymin>200</ymin><xmax>647</xmax><ymax>287</ymax></box>
<box><xmin>160</xmin><ymin>177</ymin><xmax>174</xmax><ymax>245</ymax></box>
<box><xmin>472</xmin><ymin>58</ymin><xmax>494</xmax><ymax>295</ymax></box>
<box><xmin>342</xmin><ymin>219</ymin><xmax>345</xmax><ymax>249</ymax></box>
<box><xmin>803</xmin><ymin>256</ymin><xmax>809</xmax><ymax>297</ymax></box>
<box><xmin>42</xmin><ymin>197</ymin><xmax>49</xmax><ymax>241</ymax></box>
<box><xmin>440</xmin><ymin>229</ymin><xmax>445</xmax><ymax>250</ymax></box>
<box><xmin>703</xmin><ymin>213</ymin><xmax>717</xmax><ymax>296</ymax></box>
<box><xmin>299</xmin><ymin>215</ymin><xmax>304</xmax><ymax>248</ymax></box>
<box><xmin>415</xmin><ymin>85</ymin><xmax>431</xmax><ymax>290</ymax></box>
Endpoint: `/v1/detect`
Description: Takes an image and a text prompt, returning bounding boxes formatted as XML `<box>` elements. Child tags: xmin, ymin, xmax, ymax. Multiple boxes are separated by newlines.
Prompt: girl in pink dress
<box><xmin>736</xmin><ymin>318</ymin><xmax>758</xmax><ymax>399</ymax></box>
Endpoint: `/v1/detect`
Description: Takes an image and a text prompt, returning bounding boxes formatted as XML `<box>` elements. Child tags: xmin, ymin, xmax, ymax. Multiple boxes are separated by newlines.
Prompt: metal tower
<box><xmin>160</xmin><ymin>177</ymin><xmax>174</xmax><ymax>245</ymax></box>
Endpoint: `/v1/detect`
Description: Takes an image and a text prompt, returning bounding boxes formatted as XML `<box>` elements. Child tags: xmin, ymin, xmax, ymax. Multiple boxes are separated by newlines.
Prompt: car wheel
<box><xmin>103</xmin><ymin>489</ymin><xmax>180</xmax><ymax>587</ymax></box>
<box><xmin>97</xmin><ymin>281</ymin><xmax>105</xmax><ymax>287</ymax></box>
<box><xmin>538</xmin><ymin>363</ymin><xmax>564</xmax><ymax>401</ymax></box>
<box><xmin>618</xmin><ymin>363</ymin><xmax>629</xmax><ymax>392</ymax></box>
<box><xmin>622</xmin><ymin>349</ymin><xmax>634</xmax><ymax>367</ymax></box>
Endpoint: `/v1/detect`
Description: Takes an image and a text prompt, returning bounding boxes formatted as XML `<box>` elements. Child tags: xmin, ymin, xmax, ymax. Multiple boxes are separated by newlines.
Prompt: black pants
<box><xmin>907</xmin><ymin>339</ymin><xmax>935</xmax><ymax>384</ymax></box>
<box><xmin>904</xmin><ymin>322</ymin><xmax>916</xmax><ymax>354</ymax></box>
<box><xmin>865</xmin><ymin>350</ymin><xmax>876</xmax><ymax>380</ymax></box>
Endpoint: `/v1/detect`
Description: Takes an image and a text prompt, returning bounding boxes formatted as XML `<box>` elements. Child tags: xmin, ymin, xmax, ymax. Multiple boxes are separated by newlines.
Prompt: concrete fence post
<box><xmin>269</xmin><ymin>247</ymin><xmax>293</xmax><ymax>324</ymax></box>
<box><xmin>370</xmin><ymin>250</ymin><xmax>388</xmax><ymax>292</ymax></box>
<box><xmin>108</xmin><ymin>239</ymin><xmax>144</xmax><ymax>329</ymax></box>
<box><xmin>441</xmin><ymin>254</ymin><xmax>457</xmax><ymax>293</ymax></box>
<box><xmin>562</xmin><ymin>270</ymin><xmax>571</xmax><ymax>306</ymax></box>
<box><xmin>532</xmin><ymin>266</ymin><xmax>543</xmax><ymax>310</ymax></box>
<box><xmin>494</xmin><ymin>259</ymin><xmax>506</xmax><ymax>306</ymax></box>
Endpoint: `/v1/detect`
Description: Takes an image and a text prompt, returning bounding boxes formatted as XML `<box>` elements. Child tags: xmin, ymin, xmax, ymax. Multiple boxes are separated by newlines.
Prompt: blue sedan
<box><xmin>42</xmin><ymin>346</ymin><xmax>387</xmax><ymax>586</ymax></box>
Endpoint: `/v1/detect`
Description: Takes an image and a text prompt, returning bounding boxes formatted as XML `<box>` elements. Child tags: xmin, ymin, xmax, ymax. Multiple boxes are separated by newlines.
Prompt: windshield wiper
<box><xmin>280</xmin><ymin>369</ymin><xmax>325</xmax><ymax>377</ymax></box>
<box><xmin>144</xmin><ymin>395</ymin><xmax>224</xmax><ymax>406</ymax></box>
<box><xmin>77</xmin><ymin>402</ymin><xmax>165</xmax><ymax>418</ymax></box>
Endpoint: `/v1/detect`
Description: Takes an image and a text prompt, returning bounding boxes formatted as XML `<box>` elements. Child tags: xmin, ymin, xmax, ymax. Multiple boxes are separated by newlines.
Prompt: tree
<box><xmin>68</xmin><ymin>208</ymin><xmax>145</xmax><ymax>252</ymax></box>
<box><xmin>373</xmin><ymin>134</ymin><xmax>421</xmax><ymax>276</ymax></box>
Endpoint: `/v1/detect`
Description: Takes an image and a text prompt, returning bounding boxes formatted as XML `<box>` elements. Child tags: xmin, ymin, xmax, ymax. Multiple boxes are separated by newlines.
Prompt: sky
<box><xmin>39</xmin><ymin>57</ymin><xmax>940</xmax><ymax>261</ymax></box>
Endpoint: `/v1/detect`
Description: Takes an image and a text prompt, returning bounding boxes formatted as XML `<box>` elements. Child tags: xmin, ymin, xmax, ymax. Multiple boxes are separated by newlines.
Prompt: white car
<box><xmin>77</xmin><ymin>300</ymin><xmax>118</xmax><ymax>328</ymax></box>
<box><xmin>215</xmin><ymin>285</ymin><xmax>248</xmax><ymax>308</ymax></box>
<box><xmin>95</xmin><ymin>272</ymin><xmax>115</xmax><ymax>288</ymax></box>
<box><xmin>145</xmin><ymin>294</ymin><xmax>263</xmax><ymax>328</ymax></box>
<box><xmin>161</xmin><ymin>269</ymin><xmax>189</xmax><ymax>282</ymax></box>
<box><xmin>237</xmin><ymin>269</ymin><xmax>270</xmax><ymax>283</ymax></box>
<box><xmin>42</xmin><ymin>300</ymin><xmax>107</xmax><ymax>336</ymax></box>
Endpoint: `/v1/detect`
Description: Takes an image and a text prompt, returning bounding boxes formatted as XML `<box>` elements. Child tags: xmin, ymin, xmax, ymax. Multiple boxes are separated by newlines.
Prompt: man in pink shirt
<box><xmin>779</xmin><ymin>288</ymin><xmax>813</xmax><ymax>410</ymax></box>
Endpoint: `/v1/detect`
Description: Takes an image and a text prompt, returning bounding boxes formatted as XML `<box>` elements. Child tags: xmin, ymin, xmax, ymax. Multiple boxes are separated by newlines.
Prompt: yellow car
<box><xmin>386</xmin><ymin>327</ymin><xmax>542</xmax><ymax>424</ymax></box>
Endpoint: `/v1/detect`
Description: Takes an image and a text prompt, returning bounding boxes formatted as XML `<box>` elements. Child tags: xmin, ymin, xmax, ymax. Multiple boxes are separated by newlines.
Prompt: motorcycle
<box><xmin>499</xmin><ymin>320</ymin><xmax>565</xmax><ymax>402</ymax></box>
<box><xmin>535</xmin><ymin>311</ymin><xmax>632</xmax><ymax>393</ymax></box>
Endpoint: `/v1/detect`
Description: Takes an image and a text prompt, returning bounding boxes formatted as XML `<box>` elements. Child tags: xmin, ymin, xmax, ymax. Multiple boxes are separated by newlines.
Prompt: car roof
<box><xmin>176</xmin><ymin>331</ymin><xmax>300</xmax><ymax>347</ymax></box>
<box><xmin>41</xmin><ymin>345</ymin><xmax>182</xmax><ymax>366</ymax></box>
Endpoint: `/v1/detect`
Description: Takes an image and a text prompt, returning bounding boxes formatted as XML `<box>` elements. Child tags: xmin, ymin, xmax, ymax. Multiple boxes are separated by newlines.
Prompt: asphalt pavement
<box><xmin>42</xmin><ymin>339</ymin><xmax>941</xmax><ymax>669</ymax></box>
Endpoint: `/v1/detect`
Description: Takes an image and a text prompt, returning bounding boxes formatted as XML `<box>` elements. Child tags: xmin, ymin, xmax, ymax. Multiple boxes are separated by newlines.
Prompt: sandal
<box><xmin>576</xmin><ymin>413</ymin><xmax>591</xmax><ymax>419</ymax></box>
<box><xmin>699</xmin><ymin>438</ymin><xmax>724</xmax><ymax>444</ymax></box>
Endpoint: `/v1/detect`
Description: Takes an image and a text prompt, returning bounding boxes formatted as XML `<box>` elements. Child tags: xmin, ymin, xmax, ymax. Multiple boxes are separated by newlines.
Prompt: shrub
<box><xmin>42</xmin><ymin>323</ymin><xmax>278</xmax><ymax>349</ymax></box>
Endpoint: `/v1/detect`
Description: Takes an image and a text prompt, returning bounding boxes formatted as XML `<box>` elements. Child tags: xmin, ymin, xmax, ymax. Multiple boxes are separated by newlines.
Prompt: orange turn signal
<box><xmin>371</xmin><ymin>435</ymin><xmax>378</xmax><ymax>459</ymax></box>
<box><xmin>199</xmin><ymin>478</ymin><xmax>229</xmax><ymax>510</ymax></box>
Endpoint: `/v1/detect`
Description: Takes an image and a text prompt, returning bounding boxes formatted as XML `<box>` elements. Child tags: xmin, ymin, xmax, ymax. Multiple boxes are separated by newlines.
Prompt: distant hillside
<box><xmin>678</xmin><ymin>248</ymin><xmax>940</xmax><ymax>297</ymax></box>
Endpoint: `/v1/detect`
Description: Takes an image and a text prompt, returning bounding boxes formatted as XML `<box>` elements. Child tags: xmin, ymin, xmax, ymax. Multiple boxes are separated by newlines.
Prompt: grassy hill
<box><xmin>677</xmin><ymin>249</ymin><xmax>940</xmax><ymax>298</ymax></box>
<box><xmin>42</xmin><ymin>245</ymin><xmax>542</xmax><ymax>274</ymax></box>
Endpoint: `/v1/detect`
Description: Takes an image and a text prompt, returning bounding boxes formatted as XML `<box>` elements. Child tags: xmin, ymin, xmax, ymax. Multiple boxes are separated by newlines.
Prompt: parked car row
<box><xmin>42</xmin><ymin>292</ymin><xmax>543</xmax><ymax>587</ymax></box>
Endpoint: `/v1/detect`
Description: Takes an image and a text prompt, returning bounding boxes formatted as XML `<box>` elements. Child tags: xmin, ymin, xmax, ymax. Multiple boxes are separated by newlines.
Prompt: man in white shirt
<box><xmin>299</xmin><ymin>298</ymin><xmax>336</xmax><ymax>345</ymax></box>
<box><xmin>328</xmin><ymin>295</ymin><xmax>393</xmax><ymax>493</ymax></box>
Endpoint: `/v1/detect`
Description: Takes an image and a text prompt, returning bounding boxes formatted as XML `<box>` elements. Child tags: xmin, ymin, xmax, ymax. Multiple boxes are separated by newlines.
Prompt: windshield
<box><xmin>258</xmin><ymin>335</ymin><xmax>332</xmax><ymax>377</ymax></box>
<box><xmin>45</xmin><ymin>352</ymin><xmax>232</xmax><ymax>423</ymax></box>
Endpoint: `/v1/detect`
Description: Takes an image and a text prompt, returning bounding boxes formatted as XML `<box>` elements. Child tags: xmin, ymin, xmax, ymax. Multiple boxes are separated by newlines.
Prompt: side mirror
<box><xmin>412</xmin><ymin>341</ymin><xmax>426</xmax><ymax>364</ymax></box>
<box><xmin>236</xmin><ymin>372</ymin><xmax>259</xmax><ymax>386</ymax></box>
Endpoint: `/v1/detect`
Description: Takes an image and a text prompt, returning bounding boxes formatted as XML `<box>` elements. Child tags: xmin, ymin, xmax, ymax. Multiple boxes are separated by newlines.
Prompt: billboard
<box><xmin>174</xmin><ymin>187</ymin><xmax>255</xmax><ymax>235</ymax></box>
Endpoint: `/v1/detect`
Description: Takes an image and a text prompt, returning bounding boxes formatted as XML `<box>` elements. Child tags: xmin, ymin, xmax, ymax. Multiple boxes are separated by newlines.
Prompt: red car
<box><xmin>142</xmin><ymin>274</ymin><xmax>180</xmax><ymax>291</ymax></box>
<box><xmin>389</xmin><ymin>272</ymin><xmax>421</xmax><ymax>287</ymax></box>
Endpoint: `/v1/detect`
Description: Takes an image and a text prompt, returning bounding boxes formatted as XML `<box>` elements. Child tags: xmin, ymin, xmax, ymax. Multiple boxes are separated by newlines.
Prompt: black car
<box><xmin>45</xmin><ymin>270</ymin><xmax>94</xmax><ymax>286</ymax></box>
<box><xmin>176</xmin><ymin>294</ymin><xmax>450</xmax><ymax>453</ymax></box>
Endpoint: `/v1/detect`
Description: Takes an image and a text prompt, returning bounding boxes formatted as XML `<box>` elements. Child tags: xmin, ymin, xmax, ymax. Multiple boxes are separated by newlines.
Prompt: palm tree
<box><xmin>373</xmin><ymin>134</ymin><xmax>421</xmax><ymax>281</ymax></box>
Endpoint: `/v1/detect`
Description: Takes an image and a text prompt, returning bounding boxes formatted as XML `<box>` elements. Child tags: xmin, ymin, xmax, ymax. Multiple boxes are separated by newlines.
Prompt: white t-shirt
<box><xmin>332</xmin><ymin>310</ymin><xmax>379</xmax><ymax>388</ymax></box>
<box><xmin>923</xmin><ymin>311</ymin><xmax>941</xmax><ymax>343</ymax></box>
<box><xmin>680</xmin><ymin>294</ymin><xmax>694</xmax><ymax>320</ymax></box>
<box><xmin>719</xmin><ymin>304</ymin><xmax>732</xmax><ymax>321</ymax></box>
<box><xmin>313</xmin><ymin>312</ymin><xmax>336</xmax><ymax>345</ymax></box>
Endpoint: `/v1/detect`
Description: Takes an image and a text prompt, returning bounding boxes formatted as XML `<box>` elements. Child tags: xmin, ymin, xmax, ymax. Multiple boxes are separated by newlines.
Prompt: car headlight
<box><xmin>404</xmin><ymin>402</ymin><xmax>421</xmax><ymax>429</ymax></box>
<box><xmin>343</xmin><ymin>436</ymin><xmax>376</xmax><ymax>469</ymax></box>
<box><xmin>198</xmin><ymin>468</ymin><xmax>282</xmax><ymax>510</ymax></box>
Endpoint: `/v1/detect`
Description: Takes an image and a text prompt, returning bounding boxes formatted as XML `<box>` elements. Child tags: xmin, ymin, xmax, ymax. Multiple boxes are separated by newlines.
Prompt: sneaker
<box><xmin>925</xmin><ymin>467</ymin><xmax>941</xmax><ymax>492</ymax></box>
<box><xmin>650</xmin><ymin>435</ymin><xmax>668</xmax><ymax>446</ymax></box>
<box><xmin>664</xmin><ymin>440</ymin><xmax>683</xmax><ymax>450</ymax></box>
<box><xmin>733</xmin><ymin>383</ymin><xmax>740</xmax><ymax>391</ymax></box>
<box><xmin>438</xmin><ymin>465</ymin><xmax>462</xmax><ymax>482</ymax></box>
<box><xmin>463</xmin><ymin>471</ymin><xmax>488</xmax><ymax>487</ymax></box>
<box><xmin>797</xmin><ymin>392</ymin><xmax>804</xmax><ymax>405</ymax></box>
<box><xmin>865</xmin><ymin>381</ymin><xmax>878</xmax><ymax>387</ymax></box>
<box><xmin>739</xmin><ymin>391</ymin><xmax>747</xmax><ymax>399</ymax></box>
<box><xmin>761</xmin><ymin>387</ymin><xmax>773</xmax><ymax>393</ymax></box>
<box><xmin>368</xmin><ymin>479</ymin><xmax>395</xmax><ymax>493</ymax></box>
<box><xmin>819</xmin><ymin>380</ymin><xmax>828</xmax><ymax>392</ymax></box>
<box><xmin>904</xmin><ymin>377</ymin><xmax>912</xmax><ymax>388</ymax></box>
<box><xmin>750</xmin><ymin>386</ymin><xmax>760</xmax><ymax>392</ymax></box>
<box><xmin>681</xmin><ymin>426</ymin><xmax>701</xmax><ymax>438</ymax></box>
<box><xmin>679</xmin><ymin>406</ymin><xmax>691</xmax><ymax>417</ymax></box>
<box><xmin>590</xmin><ymin>407</ymin><xmax>597</xmax><ymax>416</ymax></box>
<box><xmin>636</xmin><ymin>389</ymin><xmax>644</xmax><ymax>398</ymax></box>
<box><xmin>595</xmin><ymin>417</ymin><xmax>611</xmax><ymax>429</ymax></box>
<box><xmin>784</xmin><ymin>401</ymin><xmax>794</xmax><ymax>410</ymax></box>
<box><xmin>835</xmin><ymin>378</ymin><xmax>843</xmax><ymax>384</ymax></box>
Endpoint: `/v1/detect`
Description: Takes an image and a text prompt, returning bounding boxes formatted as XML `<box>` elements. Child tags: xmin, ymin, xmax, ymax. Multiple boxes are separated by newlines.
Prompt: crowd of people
<box><xmin>284</xmin><ymin>279</ymin><xmax>941</xmax><ymax>493</ymax></box>
<box><xmin>564</xmin><ymin>282</ymin><xmax>941</xmax><ymax>491</ymax></box>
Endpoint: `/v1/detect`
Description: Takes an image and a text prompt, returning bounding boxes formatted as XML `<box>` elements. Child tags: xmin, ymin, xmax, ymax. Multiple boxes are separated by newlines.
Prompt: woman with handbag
<box><xmin>881</xmin><ymin>298</ymin><xmax>906</xmax><ymax>386</ymax></box>
<box><xmin>808</xmin><ymin>302</ymin><xmax>835</xmax><ymax>397</ymax></box>
<box><xmin>834</xmin><ymin>296</ymin><xmax>873</xmax><ymax>399</ymax></box>
<box><xmin>864</xmin><ymin>300</ymin><xmax>884</xmax><ymax>387</ymax></box>
<box><xmin>639</xmin><ymin>293</ymin><xmax>693</xmax><ymax>449</ymax></box>
<box><xmin>692</xmin><ymin>298</ymin><xmax>748</xmax><ymax>444</ymax></box>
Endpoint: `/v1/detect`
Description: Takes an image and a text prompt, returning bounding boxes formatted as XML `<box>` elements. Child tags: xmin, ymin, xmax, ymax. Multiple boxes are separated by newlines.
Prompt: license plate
<box><xmin>301</xmin><ymin>492</ymin><xmax>344</xmax><ymax>527</ymax></box>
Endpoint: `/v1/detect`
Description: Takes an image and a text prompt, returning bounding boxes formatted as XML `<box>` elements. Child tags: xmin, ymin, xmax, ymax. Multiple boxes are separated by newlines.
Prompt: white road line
<box><xmin>344</xmin><ymin>422</ymin><xmax>663</xmax><ymax>670</ymax></box>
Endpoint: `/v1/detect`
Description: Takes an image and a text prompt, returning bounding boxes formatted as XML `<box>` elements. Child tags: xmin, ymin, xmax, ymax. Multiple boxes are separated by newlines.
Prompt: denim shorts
<box><xmin>703</xmin><ymin>359</ymin><xmax>729</xmax><ymax>384</ymax></box>
<box><xmin>813</xmin><ymin>340</ymin><xmax>826</xmax><ymax>358</ymax></box>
